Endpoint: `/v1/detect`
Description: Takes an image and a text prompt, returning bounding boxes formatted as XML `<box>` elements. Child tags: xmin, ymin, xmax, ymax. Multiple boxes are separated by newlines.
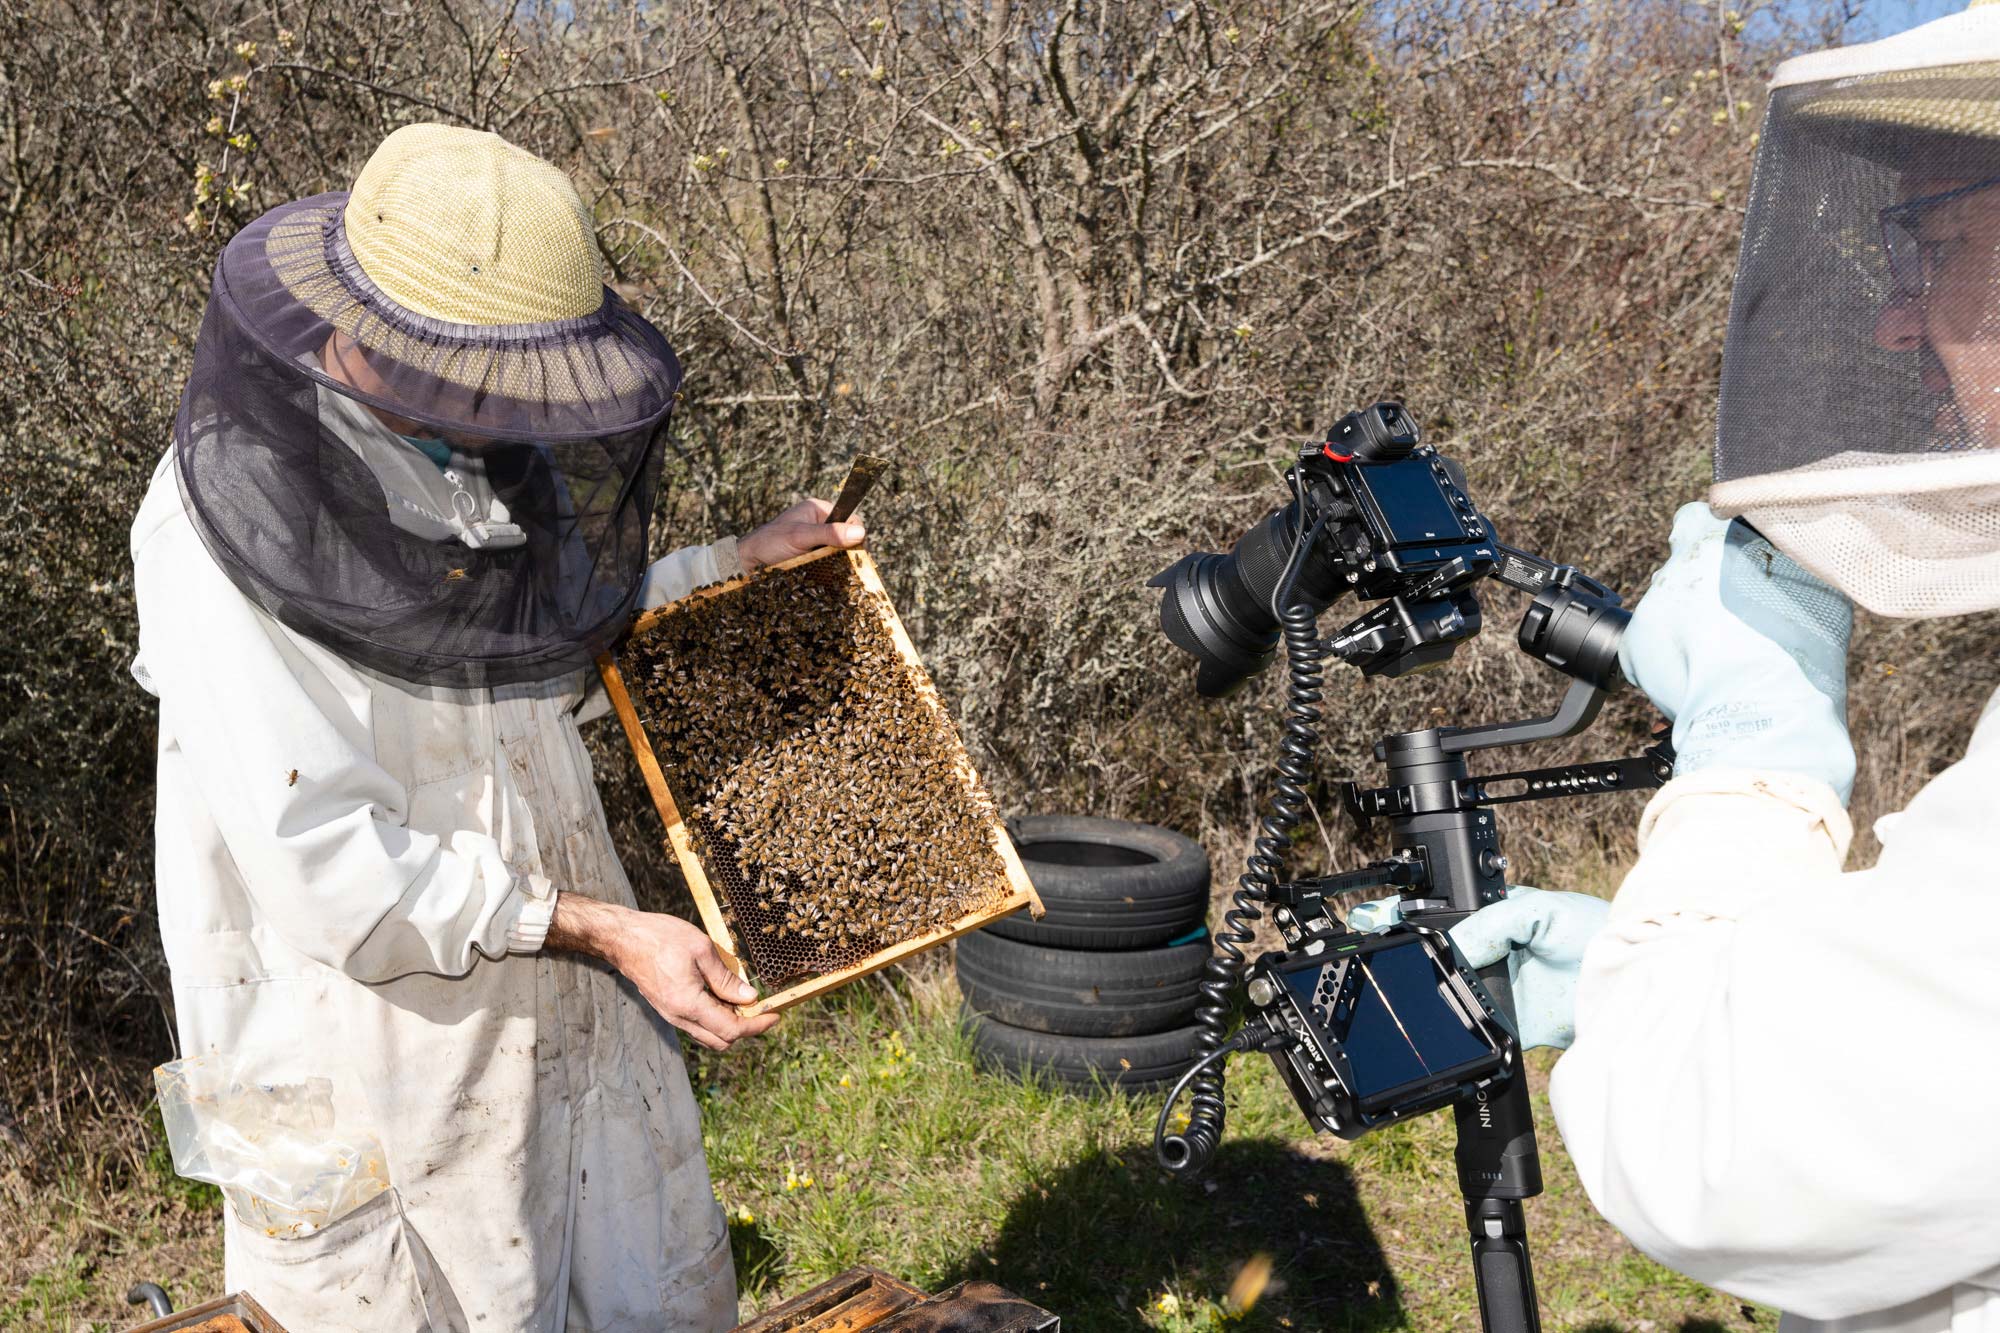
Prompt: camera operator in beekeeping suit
<box><xmin>129</xmin><ymin>123</ymin><xmax>863</xmax><ymax>1331</ymax></box>
<box><xmin>1402</xmin><ymin>4</ymin><xmax>2000</xmax><ymax>1329</ymax></box>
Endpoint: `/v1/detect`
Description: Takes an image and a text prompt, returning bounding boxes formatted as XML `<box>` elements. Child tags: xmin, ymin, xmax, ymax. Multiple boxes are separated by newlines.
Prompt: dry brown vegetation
<box><xmin>3</xmin><ymin>0</ymin><xmax>1991</xmax><ymax>1291</ymax></box>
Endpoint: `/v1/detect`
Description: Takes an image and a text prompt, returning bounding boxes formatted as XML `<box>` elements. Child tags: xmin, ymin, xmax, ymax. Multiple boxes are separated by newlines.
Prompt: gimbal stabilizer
<box><xmin>1149</xmin><ymin>404</ymin><xmax>1672</xmax><ymax>1333</ymax></box>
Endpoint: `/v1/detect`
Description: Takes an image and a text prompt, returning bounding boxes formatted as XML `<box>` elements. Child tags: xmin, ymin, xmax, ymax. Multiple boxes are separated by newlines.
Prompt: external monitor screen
<box><xmin>1284</xmin><ymin>938</ymin><xmax>1491</xmax><ymax>1101</ymax></box>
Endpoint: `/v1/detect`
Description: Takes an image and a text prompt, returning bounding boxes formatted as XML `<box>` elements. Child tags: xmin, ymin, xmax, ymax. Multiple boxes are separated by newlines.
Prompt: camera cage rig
<box><xmin>1149</xmin><ymin>403</ymin><xmax>1673</xmax><ymax>1333</ymax></box>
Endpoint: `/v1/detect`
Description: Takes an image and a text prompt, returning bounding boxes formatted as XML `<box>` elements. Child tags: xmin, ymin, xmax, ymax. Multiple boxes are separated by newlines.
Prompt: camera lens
<box><xmin>1149</xmin><ymin>506</ymin><xmax>1347</xmax><ymax>697</ymax></box>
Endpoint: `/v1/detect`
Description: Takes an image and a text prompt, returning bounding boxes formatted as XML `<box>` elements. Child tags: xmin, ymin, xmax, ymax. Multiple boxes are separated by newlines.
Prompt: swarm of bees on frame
<box><xmin>623</xmin><ymin>555</ymin><xmax>1011</xmax><ymax>987</ymax></box>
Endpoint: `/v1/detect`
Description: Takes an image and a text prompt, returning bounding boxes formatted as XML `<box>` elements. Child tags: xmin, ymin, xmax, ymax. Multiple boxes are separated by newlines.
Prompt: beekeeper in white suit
<box><xmin>131</xmin><ymin>123</ymin><xmax>862</xmax><ymax>1331</ymax></box>
<box><xmin>1422</xmin><ymin>4</ymin><xmax>2000</xmax><ymax>1330</ymax></box>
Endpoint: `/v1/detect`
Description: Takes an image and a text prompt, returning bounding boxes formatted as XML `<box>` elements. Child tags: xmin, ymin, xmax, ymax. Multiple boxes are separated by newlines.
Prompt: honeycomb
<box><xmin>618</xmin><ymin>551</ymin><xmax>1013</xmax><ymax>990</ymax></box>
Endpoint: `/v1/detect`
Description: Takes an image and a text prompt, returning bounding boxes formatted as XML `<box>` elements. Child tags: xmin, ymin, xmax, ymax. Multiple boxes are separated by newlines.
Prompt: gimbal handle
<box><xmin>1437</xmin><ymin>677</ymin><xmax>1605</xmax><ymax>755</ymax></box>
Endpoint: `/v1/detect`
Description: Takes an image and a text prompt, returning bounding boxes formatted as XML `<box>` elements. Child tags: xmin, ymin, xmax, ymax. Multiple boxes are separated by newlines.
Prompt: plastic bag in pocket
<box><xmin>155</xmin><ymin>1055</ymin><xmax>390</xmax><ymax>1238</ymax></box>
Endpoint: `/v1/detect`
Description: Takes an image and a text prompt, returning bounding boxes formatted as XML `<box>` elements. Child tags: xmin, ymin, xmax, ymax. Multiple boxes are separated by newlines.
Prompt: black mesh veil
<box><xmin>1718</xmin><ymin>65</ymin><xmax>2000</xmax><ymax>481</ymax></box>
<box><xmin>174</xmin><ymin>194</ymin><xmax>680</xmax><ymax>688</ymax></box>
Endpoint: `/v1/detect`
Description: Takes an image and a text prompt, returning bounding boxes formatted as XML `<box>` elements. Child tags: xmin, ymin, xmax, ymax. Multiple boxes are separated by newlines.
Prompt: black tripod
<box><xmin>1274</xmin><ymin>679</ymin><xmax>1672</xmax><ymax>1332</ymax></box>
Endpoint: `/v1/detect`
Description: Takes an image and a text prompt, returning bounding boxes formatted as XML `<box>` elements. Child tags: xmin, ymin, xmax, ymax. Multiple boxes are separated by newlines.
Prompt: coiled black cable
<box><xmin>1157</xmin><ymin>494</ymin><xmax>1332</xmax><ymax>1176</ymax></box>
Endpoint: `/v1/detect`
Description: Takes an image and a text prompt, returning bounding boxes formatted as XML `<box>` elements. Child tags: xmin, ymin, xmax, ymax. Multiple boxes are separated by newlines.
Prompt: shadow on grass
<box><xmin>944</xmin><ymin>1136</ymin><xmax>1403</xmax><ymax>1332</ymax></box>
<box><xmin>730</xmin><ymin>1214</ymin><xmax>786</xmax><ymax>1298</ymax></box>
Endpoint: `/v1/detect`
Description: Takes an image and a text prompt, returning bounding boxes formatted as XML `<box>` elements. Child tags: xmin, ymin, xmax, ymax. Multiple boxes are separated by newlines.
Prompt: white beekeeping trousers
<box><xmin>1551</xmin><ymin>689</ymin><xmax>2000</xmax><ymax>1333</ymax></box>
<box><xmin>132</xmin><ymin>452</ymin><xmax>741</xmax><ymax>1332</ymax></box>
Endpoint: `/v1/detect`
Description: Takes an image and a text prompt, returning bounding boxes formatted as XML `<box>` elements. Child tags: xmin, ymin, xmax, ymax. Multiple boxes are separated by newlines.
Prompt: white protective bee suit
<box><xmin>138</xmin><ymin>123</ymin><xmax>751</xmax><ymax>1332</ymax></box>
<box><xmin>1551</xmin><ymin>712</ymin><xmax>2000</xmax><ymax>1332</ymax></box>
<box><xmin>133</xmin><ymin>436</ymin><xmax>742</xmax><ymax>1330</ymax></box>
<box><xmin>1537</xmin><ymin>6</ymin><xmax>2000</xmax><ymax>1330</ymax></box>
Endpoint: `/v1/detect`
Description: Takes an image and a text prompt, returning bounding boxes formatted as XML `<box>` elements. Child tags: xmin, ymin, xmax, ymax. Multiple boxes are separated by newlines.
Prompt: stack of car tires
<box><xmin>958</xmin><ymin>815</ymin><xmax>1212</xmax><ymax>1093</ymax></box>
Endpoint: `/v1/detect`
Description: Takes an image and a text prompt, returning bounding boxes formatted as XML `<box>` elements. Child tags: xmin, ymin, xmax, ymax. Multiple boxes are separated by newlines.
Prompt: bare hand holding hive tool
<box><xmin>826</xmin><ymin>453</ymin><xmax>890</xmax><ymax>524</ymax></box>
<box><xmin>598</xmin><ymin>454</ymin><xmax>1041</xmax><ymax>1016</ymax></box>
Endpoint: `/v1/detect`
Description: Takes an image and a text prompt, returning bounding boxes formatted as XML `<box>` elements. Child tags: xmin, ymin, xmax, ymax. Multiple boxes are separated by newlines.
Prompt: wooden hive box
<box><xmin>599</xmin><ymin>544</ymin><xmax>1041</xmax><ymax>1015</ymax></box>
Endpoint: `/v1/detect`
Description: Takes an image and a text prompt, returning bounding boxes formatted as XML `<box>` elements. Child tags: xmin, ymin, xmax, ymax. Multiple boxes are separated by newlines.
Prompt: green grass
<box><xmin>5</xmin><ymin>965</ymin><xmax>1769</xmax><ymax>1331</ymax></box>
<box><xmin>692</xmin><ymin>967</ymin><xmax>1765</xmax><ymax>1332</ymax></box>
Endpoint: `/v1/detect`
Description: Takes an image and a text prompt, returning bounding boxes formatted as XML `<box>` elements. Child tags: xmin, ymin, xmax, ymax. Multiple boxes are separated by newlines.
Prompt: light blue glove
<box><xmin>1446</xmin><ymin>887</ymin><xmax>1607</xmax><ymax>1051</ymax></box>
<box><xmin>1346</xmin><ymin>889</ymin><xmax>1608</xmax><ymax>1051</ymax></box>
<box><xmin>1618</xmin><ymin>501</ymin><xmax>1856</xmax><ymax>803</ymax></box>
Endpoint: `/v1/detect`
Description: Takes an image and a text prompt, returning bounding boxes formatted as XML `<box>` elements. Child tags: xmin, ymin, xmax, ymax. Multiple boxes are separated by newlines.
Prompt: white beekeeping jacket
<box><xmin>1551</xmin><ymin>689</ymin><xmax>2000</xmax><ymax>1333</ymax></box>
<box><xmin>128</xmin><ymin>442</ymin><xmax>742</xmax><ymax>1331</ymax></box>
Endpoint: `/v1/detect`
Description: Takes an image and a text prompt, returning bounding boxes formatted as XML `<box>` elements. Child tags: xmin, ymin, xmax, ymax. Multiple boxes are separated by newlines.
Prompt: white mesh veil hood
<box><xmin>1709</xmin><ymin>1</ymin><xmax>2000</xmax><ymax>617</ymax></box>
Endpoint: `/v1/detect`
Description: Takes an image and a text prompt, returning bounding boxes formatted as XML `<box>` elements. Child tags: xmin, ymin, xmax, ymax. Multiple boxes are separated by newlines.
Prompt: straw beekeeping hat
<box><xmin>1791</xmin><ymin>1</ymin><xmax>2000</xmax><ymax>173</ymax></box>
<box><xmin>229</xmin><ymin>122</ymin><xmax>677</xmax><ymax>428</ymax></box>
<box><xmin>182</xmin><ymin>123</ymin><xmax>684</xmax><ymax>688</ymax></box>
<box><xmin>340</xmin><ymin>123</ymin><xmax>607</xmax><ymax>324</ymax></box>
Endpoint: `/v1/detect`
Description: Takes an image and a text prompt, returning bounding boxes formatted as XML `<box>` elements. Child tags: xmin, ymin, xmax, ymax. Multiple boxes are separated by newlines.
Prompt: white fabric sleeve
<box><xmin>638</xmin><ymin>537</ymin><xmax>741</xmax><ymax>611</ymax></box>
<box><xmin>136</xmin><ymin>521</ymin><xmax>552</xmax><ymax>981</ymax></box>
<box><xmin>1550</xmin><ymin>724</ymin><xmax>2000</xmax><ymax>1319</ymax></box>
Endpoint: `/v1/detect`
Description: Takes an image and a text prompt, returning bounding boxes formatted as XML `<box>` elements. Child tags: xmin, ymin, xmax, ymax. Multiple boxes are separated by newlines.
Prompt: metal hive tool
<box><xmin>600</xmin><ymin>543</ymin><xmax>1041</xmax><ymax>1014</ymax></box>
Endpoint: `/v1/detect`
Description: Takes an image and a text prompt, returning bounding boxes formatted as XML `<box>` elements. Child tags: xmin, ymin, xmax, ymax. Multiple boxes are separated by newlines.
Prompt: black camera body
<box><xmin>1246</xmin><ymin>922</ymin><xmax>1517</xmax><ymax>1140</ymax></box>
<box><xmin>1307</xmin><ymin>405</ymin><xmax>1495</xmax><ymax>600</ymax></box>
<box><xmin>1151</xmin><ymin>401</ymin><xmax>1628</xmax><ymax>690</ymax></box>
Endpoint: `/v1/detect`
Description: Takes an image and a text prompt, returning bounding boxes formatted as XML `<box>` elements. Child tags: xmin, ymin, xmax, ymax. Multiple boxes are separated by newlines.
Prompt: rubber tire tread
<box><xmin>960</xmin><ymin>1006</ymin><xmax>1206</xmax><ymax>1093</ymax></box>
<box><xmin>989</xmin><ymin>815</ymin><xmax>1210</xmax><ymax>949</ymax></box>
<box><xmin>954</xmin><ymin>932</ymin><xmax>1207</xmax><ymax>1037</ymax></box>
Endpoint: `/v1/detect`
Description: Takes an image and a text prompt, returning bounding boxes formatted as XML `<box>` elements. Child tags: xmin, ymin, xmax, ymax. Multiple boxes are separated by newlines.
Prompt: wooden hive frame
<box><xmin>598</xmin><ymin>543</ymin><xmax>1043</xmax><ymax>1016</ymax></box>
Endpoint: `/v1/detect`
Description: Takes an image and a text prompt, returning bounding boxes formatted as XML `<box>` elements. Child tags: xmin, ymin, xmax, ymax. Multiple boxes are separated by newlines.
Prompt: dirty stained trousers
<box><xmin>131</xmin><ymin>452</ymin><xmax>745</xmax><ymax>1332</ymax></box>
